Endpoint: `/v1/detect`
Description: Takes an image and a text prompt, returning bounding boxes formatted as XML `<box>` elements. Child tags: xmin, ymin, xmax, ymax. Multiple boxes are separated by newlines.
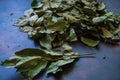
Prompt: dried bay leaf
<box><xmin>67</xmin><ymin>28</ymin><xmax>77</xmax><ymax>42</ymax></box>
<box><xmin>81</xmin><ymin>37</ymin><xmax>100</xmax><ymax>47</ymax></box>
<box><xmin>47</xmin><ymin>19</ymin><xmax>69</xmax><ymax>31</ymax></box>
<box><xmin>24</xmin><ymin>9</ymin><xmax>34</xmax><ymax>17</ymax></box>
<box><xmin>101</xmin><ymin>27</ymin><xmax>114</xmax><ymax>38</ymax></box>
<box><xmin>98</xmin><ymin>2</ymin><xmax>106</xmax><ymax>10</ymax></box>
<box><xmin>40</xmin><ymin>34</ymin><xmax>55</xmax><ymax>49</ymax></box>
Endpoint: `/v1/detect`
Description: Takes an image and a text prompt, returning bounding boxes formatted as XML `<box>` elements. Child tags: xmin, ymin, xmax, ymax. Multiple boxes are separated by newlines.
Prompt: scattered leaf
<box><xmin>81</xmin><ymin>37</ymin><xmax>100</xmax><ymax>47</ymax></box>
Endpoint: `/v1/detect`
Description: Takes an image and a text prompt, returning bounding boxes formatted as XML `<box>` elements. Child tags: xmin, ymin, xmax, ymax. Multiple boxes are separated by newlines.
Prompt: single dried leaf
<box><xmin>47</xmin><ymin>19</ymin><xmax>69</xmax><ymax>31</ymax></box>
<box><xmin>101</xmin><ymin>27</ymin><xmax>114</xmax><ymax>38</ymax></box>
<box><xmin>15</xmin><ymin>48</ymin><xmax>52</xmax><ymax>60</ymax></box>
<box><xmin>40</xmin><ymin>34</ymin><xmax>55</xmax><ymax>49</ymax></box>
<box><xmin>67</xmin><ymin>28</ymin><xmax>77</xmax><ymax>42</ymax></box>
<box><xmin>1</xmin><ymin>57</ymin><xmax>20</xmax><ymax>68</ymax></box>
<box><xmin>15</xmin><ymin>19</ymin><xmax>29</xmax><ymax>26</ymax></box>
<box><xmin>92</xmin><ymin>16</ymin><xmax>106</xmax><ymax>23</ymax></box>
<box><xmin>24</xmin><ymin>9</ymin><xmax>33</xmax><ymax>17</ymax></box>
<box><xmin>81</xmin><ymin>37</ymin><xmax>100</xmax><ymax>47</ymax></box>
<box><xmin>98</xmin><ymin>2</ymin><xmax>106</xmax><ymax>10</ymax></box>
<box><xmin>29</xmin><ymin>15</ymin><xmax>38</xmax><ymax>26</ymax></box>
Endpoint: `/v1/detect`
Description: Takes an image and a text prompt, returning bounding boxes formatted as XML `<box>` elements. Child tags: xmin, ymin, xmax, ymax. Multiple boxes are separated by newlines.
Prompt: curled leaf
<box><xmin>101</xmin><ymin>27</ymin><xmax>114</xmax><ymax>38</ymax></box>
<box><xmin>67</xmin><ymin>28</ymin><xmax>77</xmax><ymax>42</ymax></box>
<box><xmin>98</xmin><ymin>2</ymin><xmax>106</xmax><ymax>10</ymax></box>
<box><xmin>40</xmin><ymin>34</ymin><xmax>55</xmax><ymax>49</ymax></box>
<box><xmin>24</xmin><ymin>9</ymin><xmax>33</xmax><ymax>17</ymax></box>
<box><xmin>81</xmin><ymin>37</ymin><xmax>100</xmax><ymax>47</ymax></box>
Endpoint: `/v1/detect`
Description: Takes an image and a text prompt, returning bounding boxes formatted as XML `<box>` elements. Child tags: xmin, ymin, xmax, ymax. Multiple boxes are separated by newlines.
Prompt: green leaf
<box><xmin>34</xmin><ymin>17</ymin><xmax>44</xmax><ymax>27</ymax></box>
<box><xmin>24</xmin><ymin>9</ymin><xmax>33</xmax><ymax>17</ymax></box>
<box><xmin>15</xmin><ymin>57</ymin><xmax>42</xmax><ymax>71</ymax></box>
<box><xmin>101</xmin><ymin>27</ymin><xmax>113</xmax><ymax>38</ymax></box>
<box><xmin>15</xmin><ymin>19</ymin><xmax>29</xmax><ymax>27</ymax></box>
<box><xmin>40</xmin><ymin>34</ymin><xmax>55</xmax><ymax>49</ymax></box>
<box><xmin>16</xmin><ymin>58</ymin><xmax>47</xmax><ymax>79</ymax></box>
<box><xmin>92</xmin><ymin>16</ymin><xmax>107</xmax><ymax>23</ymax></box>
<box><xmin>28</xmin><ymin>15</ymin><xmax>38</xmax><ymax>26</ymax></box>
<box><xmin>107</xmin><ymin>22</ymin><xmax>115</xmax><ymax>30</ymax></box>
<box><xmin>27</xmin><ymin>60</ymin><xmax>48</xmax><ymax>78</ymax></box>
<box><xmin>92</xmin><ymin>12</ymin><xmax>113</xmax><ymax>23</ymax></box>
<box><xmin>15</xmin><ymin>48</ymin><xmax>46</xmax><ymax>57</ymax></box>
<box><xmin>105</xmin><ymin>12</ymin><xmax>113</xmax><ymax>17</ymax></box>
<box><xmin>47</xmin><ymin>18</ymin><xmax>69</xmax><ymax>31</ymax></box>
<box><xmin>15</xmin><ymin>48</ymin><xmax>52</xmax><ymax>60</ymax></box>
<box><xmin>1</xmin><ymin>57</ymin><xmax>20</xmax><ymax>68</ymax></box>
<box><xmin>113</xmin><ymin>28</ymin><xmax>120</xmax><ymax>35</ymax></box>
<box><xmin>62</xmin><ymin>13</ymin><xmax>78</xmax><ymax>23</ymax></box>
<box><xmin>98</xmin><ymin>2</ymin><xmax>106</xmax><ymax>10</ymax></box>
<box><xmin>31</xmin><ymin>0</ymin><xmax>43</xmax><ymax>9</ymax></box>
<box><xmin>67</xmin><ymin>28</ymin><xmax>77</xmax><ymax>42</ymax></box>
<box><xmin>43</xmin><ymin>49</ymin><xmax>63</xmax><ymax>56</ymax></box>
<box><xmin>47</xmin><ymin>59</ymin><xmax>74</xmax><ymax>74</ymax></box>
<box><xmin>81</xmin><ymin>37</ymin><xmax>100</xmax><ymax>47</ymax></box>
<box><xmin>34</xmin><ymin>9</ymin><xmax>45</xmax><ymax>17</ymax></box>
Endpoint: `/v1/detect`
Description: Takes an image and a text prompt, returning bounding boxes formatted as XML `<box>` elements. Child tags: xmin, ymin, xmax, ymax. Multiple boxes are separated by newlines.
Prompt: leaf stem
<box><xmin>48</xmin><ymin>0</ymin><xmax>51</xmax><ymax>8</ymax></box>
<box><xmin>50</xmin><ymin>53</ymin><xmax>96</xmax><ymax>61</ymax></box>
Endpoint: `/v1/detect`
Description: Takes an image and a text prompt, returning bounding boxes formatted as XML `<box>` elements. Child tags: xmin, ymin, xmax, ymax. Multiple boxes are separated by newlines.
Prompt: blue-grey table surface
<box><xmin>0</xmin><ymin>0</ymin><xmax>120</xmax><ymax>80</ymax></box>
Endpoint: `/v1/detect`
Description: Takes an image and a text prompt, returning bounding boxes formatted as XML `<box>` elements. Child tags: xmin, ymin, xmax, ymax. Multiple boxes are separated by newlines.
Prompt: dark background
<box><xmin>0</xmin><ymin>0</ymin><xmax>120</xmax><ymax>80</ymax></box>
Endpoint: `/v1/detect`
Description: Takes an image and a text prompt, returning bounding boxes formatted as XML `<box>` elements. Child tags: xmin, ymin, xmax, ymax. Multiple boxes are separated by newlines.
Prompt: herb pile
<box><xmin>16</xmin><ymin>0</ymin><xmax>120</xmax><ymax>47</ymax></box>
<box><xmin>1</xmin><ymin>0</ymin><xmax>120</xmax><ymax>79</ymax></box>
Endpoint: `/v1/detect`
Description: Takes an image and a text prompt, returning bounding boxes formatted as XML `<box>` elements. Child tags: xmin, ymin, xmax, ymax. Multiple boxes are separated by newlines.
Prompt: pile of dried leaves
<box><xmin>1</xmin><ymin>0</ymin><xmax>120</xmax><ymax>79</ymax></box>
<box><xmin>16</xmin><ymin>0</ymin><xmax>120</xmax><ymax>47</ymax></box>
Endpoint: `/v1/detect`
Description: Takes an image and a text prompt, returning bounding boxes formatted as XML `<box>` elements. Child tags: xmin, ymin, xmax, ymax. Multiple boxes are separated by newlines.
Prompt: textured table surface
<box><xmin>0</xmin><ymin>0</ymin><xmax>120</xmax><ymax>80</ymax></box>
